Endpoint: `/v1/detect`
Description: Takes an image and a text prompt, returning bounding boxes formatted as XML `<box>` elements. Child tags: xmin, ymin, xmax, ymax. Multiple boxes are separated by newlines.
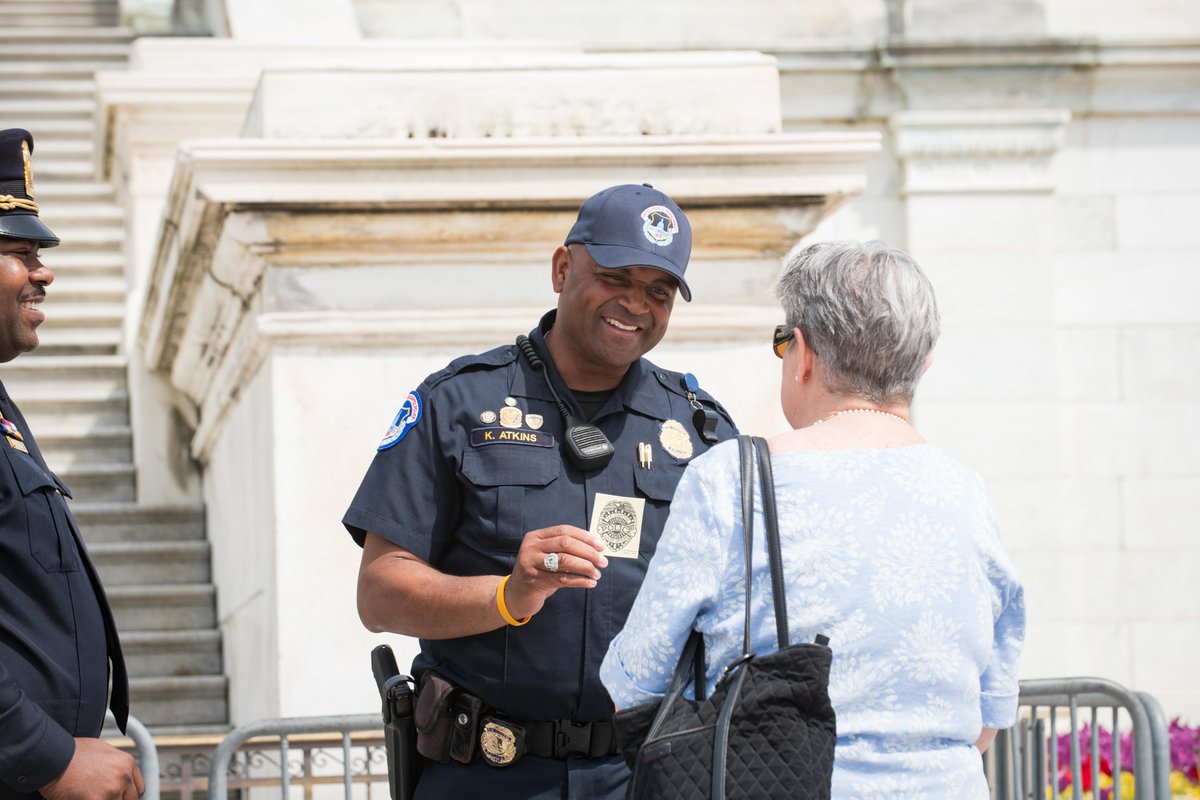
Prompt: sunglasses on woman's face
<box><xmin>773</xmin><ymin>325</ymin><xmax>795</xmax><ymax>359</ymax></box>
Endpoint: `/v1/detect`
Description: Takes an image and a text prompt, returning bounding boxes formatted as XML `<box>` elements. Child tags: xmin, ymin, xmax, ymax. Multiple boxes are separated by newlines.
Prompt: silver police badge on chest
<box><xmin>659</xmin><ymin>419</ymin><xmax>694</xmax><ymax>460</ymax></box>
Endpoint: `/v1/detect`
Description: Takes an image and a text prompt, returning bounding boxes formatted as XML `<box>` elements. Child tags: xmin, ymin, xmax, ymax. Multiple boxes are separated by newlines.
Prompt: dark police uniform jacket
<box><xmin>343</xmin><ymin>311</ymin><xmax>737</xmax><ymax>797</ymax></box>
<box><xmin>0</xmin><ymin>380</ymin><xmax>128</xmax><ymax>799</ymax></box>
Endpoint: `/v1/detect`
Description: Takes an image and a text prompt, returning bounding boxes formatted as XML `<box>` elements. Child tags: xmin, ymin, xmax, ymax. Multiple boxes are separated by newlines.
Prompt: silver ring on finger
<box><xmin>543</xmin><ymin>552</ymin><xmax>560</xmax><ymax>573</ymax></box>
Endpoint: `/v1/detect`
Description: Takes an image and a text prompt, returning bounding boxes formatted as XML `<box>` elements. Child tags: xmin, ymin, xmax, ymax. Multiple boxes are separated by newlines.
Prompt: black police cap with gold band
<box><xmin>0</xmin><ymin>128</ymin><xmax>60</xmax><ymax>248</ymax></box>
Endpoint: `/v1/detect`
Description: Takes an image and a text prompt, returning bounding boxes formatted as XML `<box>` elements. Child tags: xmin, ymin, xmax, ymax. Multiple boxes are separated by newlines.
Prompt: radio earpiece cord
<box><xmin>515</xmin><ymin>336</ymin><xmax>615</xmax><ymax>471</ymax></box>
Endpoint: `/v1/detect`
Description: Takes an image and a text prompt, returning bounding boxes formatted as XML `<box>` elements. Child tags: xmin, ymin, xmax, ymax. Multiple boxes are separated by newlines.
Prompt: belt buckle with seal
<box><xmin>480</xmin><ymin>716</ymin><xmax>525</xmax><ymax>767</ymax></box>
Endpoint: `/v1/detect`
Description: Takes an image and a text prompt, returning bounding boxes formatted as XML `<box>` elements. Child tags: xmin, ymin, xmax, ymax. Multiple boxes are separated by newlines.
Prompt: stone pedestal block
<box><xmin>124</xmin><ymin>47</ymin><xmax>879</xmax><ymax>719</ymax></box>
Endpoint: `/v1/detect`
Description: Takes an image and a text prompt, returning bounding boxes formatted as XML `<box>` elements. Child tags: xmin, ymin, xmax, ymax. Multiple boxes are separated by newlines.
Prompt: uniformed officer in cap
<box><xmin>345</xmin><ymin>184</ymin><xmax>738</xmax><ymax>799</ymax></box>
<box><xmin>0</xmin><ymin>129</ymin><xmax>143</xmax><ymax>800</ymax></box>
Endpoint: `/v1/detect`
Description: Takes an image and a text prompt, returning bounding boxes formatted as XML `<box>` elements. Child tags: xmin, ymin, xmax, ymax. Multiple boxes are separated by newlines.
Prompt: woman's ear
<box><xmin>923</xmin><ymin>354</ymin><xmax>934</xmax><ymax>374</ymax></box>
<box><xmin>795</xmin><ymin>327</ymin><xmax>817</xmax><ymax>380</ymax></box>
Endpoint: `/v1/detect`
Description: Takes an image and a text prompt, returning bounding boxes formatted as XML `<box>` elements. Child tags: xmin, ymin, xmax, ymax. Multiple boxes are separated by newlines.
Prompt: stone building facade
<box><xmin>98</xmin><ymin>0</ymin><xmax>1200</xmax><ymax>725</ymax></box>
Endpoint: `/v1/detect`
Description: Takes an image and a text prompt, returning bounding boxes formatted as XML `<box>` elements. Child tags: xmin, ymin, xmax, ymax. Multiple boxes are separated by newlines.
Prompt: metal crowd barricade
<box><xmin>206</xmin><ymin>714</ymin><xmax>383</xmax><ymax>800</ymax></box>
<box><xmin>987</xmin><ymin>678</ymin><xmax>1170</xmax><ymax>800</ymax></box>
<box><xmin>197</xmin><ymin>679</ymin><xmax>1172</xmax><ymax>800</ymax></box>
<box><xmin>104</xmin><ymin>711</ymin><xmax>161</xmax><ymax>800</ymax></box>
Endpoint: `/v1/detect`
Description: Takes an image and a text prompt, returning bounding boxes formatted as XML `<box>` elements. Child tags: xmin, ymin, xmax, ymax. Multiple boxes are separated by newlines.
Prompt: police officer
<box><xmin>0</xmin><ymin>129</ymin><xmax>142</xmax><ymax>800</ymax></box>
<box><xmin>345</xmin><ymin>184</ymin><xmax>738</xmax><ymax>799</ymax></box>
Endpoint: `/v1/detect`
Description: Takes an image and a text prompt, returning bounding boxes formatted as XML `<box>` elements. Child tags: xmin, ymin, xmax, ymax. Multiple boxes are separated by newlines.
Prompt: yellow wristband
<box><xmin>496</xmin><ymin>574</ymin><xmax>531</xmax><ymax>626</ymax></box>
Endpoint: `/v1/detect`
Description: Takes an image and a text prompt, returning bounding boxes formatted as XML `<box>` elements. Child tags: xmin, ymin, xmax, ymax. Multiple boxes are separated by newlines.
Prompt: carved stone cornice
<box><xmin>891</xmin><ymin>109</ymin><xmax>1070</xmax><ymax>193</ymax></box>
<box><xmin>189</xmin><ymin>305</ymin><xmax>778</xmax><ymax>460</ymax></box>
<box><xmin>139</xmin><ymin>132</ymin><xmax>880</xmax><ymax>460</ymax></box>
<box><xmin>772</xmin><ymin>38</ymin><xmax>1200</xmax><ymax>123</ymax></box>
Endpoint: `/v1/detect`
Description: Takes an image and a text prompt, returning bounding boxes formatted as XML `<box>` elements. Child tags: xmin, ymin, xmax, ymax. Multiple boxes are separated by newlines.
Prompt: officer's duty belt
<box><xmin>522</xmin><ymin>718</ymin><xmax>618</xmax><ymax>759</ymax></box>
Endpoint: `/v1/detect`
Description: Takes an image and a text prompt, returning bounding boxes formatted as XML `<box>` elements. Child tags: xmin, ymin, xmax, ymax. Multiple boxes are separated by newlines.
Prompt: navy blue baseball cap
<box><xmin>0</xmin><ymin>129</ymin><xmax>59</xmax><ymax>247</ymax></box>
<box><xmin>565</xmin><ymin>183</ymin><xmax>692</xmax><ymax>302</ymax></box>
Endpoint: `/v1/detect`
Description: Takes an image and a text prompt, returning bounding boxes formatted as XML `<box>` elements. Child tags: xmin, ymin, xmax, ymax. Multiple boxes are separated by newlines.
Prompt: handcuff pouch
<box><xmin>414</xmin><ymin>671</ymin><xmax>458</xmax><ymax>762</ymax></box>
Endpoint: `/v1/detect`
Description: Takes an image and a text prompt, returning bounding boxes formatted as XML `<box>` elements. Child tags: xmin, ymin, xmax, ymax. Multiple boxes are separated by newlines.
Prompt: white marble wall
<box><xmin>791</xmin><ymin>95</ymin><xmax>1200</xmax><ymax>719</ymax></box>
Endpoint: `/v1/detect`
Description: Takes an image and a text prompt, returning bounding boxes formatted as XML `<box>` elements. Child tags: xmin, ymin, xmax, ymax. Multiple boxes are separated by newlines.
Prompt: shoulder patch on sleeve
<box><xmin>378</xmin><ymin>391</ymin><xmax>423</xmax><ymax>450</ymax></box>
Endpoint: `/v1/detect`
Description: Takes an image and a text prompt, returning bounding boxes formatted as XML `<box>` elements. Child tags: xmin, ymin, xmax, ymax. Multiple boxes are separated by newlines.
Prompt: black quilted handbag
<box><xmin>612</xmin><ymin>435</ymin><xmax>836</xmax><ymax>800</ymax></box>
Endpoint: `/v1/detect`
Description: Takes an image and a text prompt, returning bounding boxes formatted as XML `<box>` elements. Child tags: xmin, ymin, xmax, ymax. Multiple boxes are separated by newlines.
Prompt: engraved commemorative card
<box><xmin>588</xmin><ymin>493</ymin><xmax>645</xmax><ymax>559</ymax></box>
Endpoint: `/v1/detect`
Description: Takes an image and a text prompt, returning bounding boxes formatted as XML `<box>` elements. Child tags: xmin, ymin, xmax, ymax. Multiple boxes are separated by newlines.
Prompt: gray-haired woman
<box><xmin>601</xmin><ymin>241</ymin><xmax>1025</xmax><ymax>797</ymax></box>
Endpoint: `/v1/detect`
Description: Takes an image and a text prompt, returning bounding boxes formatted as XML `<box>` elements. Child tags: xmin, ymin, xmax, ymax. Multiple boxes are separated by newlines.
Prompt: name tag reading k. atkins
<box><xmin>589</xmin><ymin>493</ymin><xmax>645</xmax><ymax>559</ymax></box>
<box><xmin>470</xmin><ymin>427</ymin><xmax>553</xmax><ymax>447</ymax></box>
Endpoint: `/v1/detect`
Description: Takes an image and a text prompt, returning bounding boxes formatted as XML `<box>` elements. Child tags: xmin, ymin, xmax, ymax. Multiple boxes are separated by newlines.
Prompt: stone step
<box><xmin>33</xmin><ymin>181</ymin><xmax>115</xmax><ymax>202</ymax></box>
<box><xmin>0</xmin><ymin>65</ymin><xmax>111</xmax><ymax>80</ymax></box>
<box><xmin>39</xmin><ymin>224</ymin><xmax>122</xmax><ymax>249</ymax></box>
<box><xmin>19</xmin><ymin>389</ymin><xmax>130</xmax><ymax>429</ymax></box>
<box><xmin>25</xmin><ymin>140</ymin><xmax>97</xmax><ymax>162</ymax></box>
<box><xmin>0</xmin><ymin>353</ymin><xmax>127</xmax><ymax>395</ymax></box>
<box><xmin>0</xmin><ymin>80</ymin><xmax>96</xmax><ymax>102</ymax></box>
<box><xmin>127</xmin><ymin>675</ymin><xmax>228</xmax><ymax>728</ymax></box>
<box><xmin>0</xmin><ymin>0</ymin><xmax>119</xmax><ymax>9</ymax></box>
<box><xmin>40</xmin><ymin>250</ymin><xmax>124</xmax><ymax>278</ymax></box>
<box><xmin>15</xmin><ymin>118</ymin><xmax>95</xmax><ymax>139</ymax></box>
<box><xmin>41</xmin><ymin>302</ymin><xmax>124</xmax><ymax>328</ymax></box>
<box><xmin>107</xmin><ymin>721</ymin><xmax>232</xmax><ymax>738</ymax></box>
<box><xmin>0</xmin><ymin>28</ymin><xmax>132</xmax><ymax>43</ymax></box>
<box><xmin>0</xmin><ymin>0</ymin><xmax>118</xmax><ymax>7</ymax></box>
<box><xmin>0</xmin><ymin>14</ymin><xmax>121</xmax><ymax>29</ymax></box>
<box><xmin>109</xmin><ymin>584</ymin><xmax>216</xmax><ymax>631</ymax></box>
<box><xmin>73</xmin><ymin>503</ymin><xmax>205</xmax><ymax>543</ymax></box>
<box><xmin>120</xmin><ymin>629</ymin><xmax>222</xmax><ymax>678</ymax></box>
<box><xmin>55</xmin><ymin>462</ymin><xmax>135</xmax><ymax>502</ymax></box>
<box><xmin>28</xmin><ymin>160</ymin><xmax>98</xmax><ymax>181</ymax></box>
<box><xmin>0</xmin><ymin>98</ymin><xmax>93</xmax><ymax>119</ymax></box>
<box><xmin>91</xmin><ymin>540</ymin><xmax>211</xmax><ymax>586</ymax></box>
<box><xmin>44</xmin><ymin>275</ymin><xmax>125</xmax><ymax>303</ymax></box>
<box><xmin>30</xmin><ymin>328</ymin><xmax>121</xmax><ymax>357</ymax></box>
<box><xmin>0</xmin><ymin>100</ymin><xmax>93</xmax><ymax>122</ymax></box>
<box><xmin>42</xmin><ymin>204</ymin><xmax>122</xmax><ymax>228</ymax></box>
<box><xmin>0</xmin><ymin>42</ymin><xmax>129</xmax><ymax>61</ymax></box>
<box><xmin>32</xmin><ymin>424</ymin><xmax>131</xmax><ymax>467</ymax></box>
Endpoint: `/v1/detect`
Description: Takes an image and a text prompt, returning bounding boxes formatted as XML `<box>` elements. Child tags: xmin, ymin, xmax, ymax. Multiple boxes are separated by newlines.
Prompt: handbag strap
<box><xmin>734</xmin><ymin>435</ymin><xmax>790</xmax><ymax>652</ymax></box>
<box><xmin>642</xmin><ymin>628</ymin><xmax>704</xmax><ymax>742</ymax></box>
<box><xmin>713</xmin><ymin>437</ymin><xmax>789</xmax><ymax>800</ymax></box>
<box><xmin>752</xmin><ymin>435</ymin><xmax>790</xmax><ymax>649</ymax></box>
<box><xmin>736</xmin><ymin>435</ymin><xmax>756</xmax><ymax>657</ymax></box>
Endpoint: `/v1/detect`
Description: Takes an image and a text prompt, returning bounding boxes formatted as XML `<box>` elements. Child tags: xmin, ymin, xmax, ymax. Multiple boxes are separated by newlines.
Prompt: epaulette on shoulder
<box><xmin>652</xmin><ymin>367</ymin><xmax>736</xmax><ymax>426</ymax></box>
<box><xmin>424</xmin><ymin>344</ymin><xmax>518</xmax><ymax>391</ymax></box>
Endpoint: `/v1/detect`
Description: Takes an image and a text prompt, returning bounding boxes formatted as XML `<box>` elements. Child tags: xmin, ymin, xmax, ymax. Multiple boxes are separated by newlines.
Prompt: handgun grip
<box><xmin>372</xmin><ymin>644</ymin><xmax>401</xmax><ymax>695</ymax></box>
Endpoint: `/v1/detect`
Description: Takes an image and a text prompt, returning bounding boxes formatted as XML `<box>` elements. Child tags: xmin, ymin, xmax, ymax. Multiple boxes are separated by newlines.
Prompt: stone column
<box><xmin>894</xmin><ymin>108</ymin><xmax>1079</xmax><ymax>682</ymax></box>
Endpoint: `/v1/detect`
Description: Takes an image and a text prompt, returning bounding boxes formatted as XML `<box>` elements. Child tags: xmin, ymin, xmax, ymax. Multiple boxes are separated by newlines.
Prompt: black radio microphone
<box><xmin>516</xmin><ymin>336</ymin><xmax>615</xmax><ymax>472</ymax></box>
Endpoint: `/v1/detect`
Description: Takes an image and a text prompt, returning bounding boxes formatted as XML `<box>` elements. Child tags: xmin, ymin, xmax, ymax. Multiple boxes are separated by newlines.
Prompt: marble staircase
<box><xmin>0</xmin><ymin>0</ymin><xmax>228</xmax><ymax>733</ymax></box>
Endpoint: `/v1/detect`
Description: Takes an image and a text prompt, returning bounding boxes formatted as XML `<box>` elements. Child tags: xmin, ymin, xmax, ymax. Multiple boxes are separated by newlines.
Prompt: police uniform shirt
<box><xmin>0</xmin><ymin>380</ymin><xmax>128</xmax><ymax>797</ymax></box>
<box><xmin>344</xmin><ymin>311</ymin><xmax>737</xmax><ymax>723</ymax></box>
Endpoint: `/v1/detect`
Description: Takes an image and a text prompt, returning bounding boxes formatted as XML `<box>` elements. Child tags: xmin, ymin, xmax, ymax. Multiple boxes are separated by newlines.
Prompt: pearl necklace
<box><xmin>813</xmin><ymin>408</ymin><xmax>909</xmax><ymax>425</ymax></box>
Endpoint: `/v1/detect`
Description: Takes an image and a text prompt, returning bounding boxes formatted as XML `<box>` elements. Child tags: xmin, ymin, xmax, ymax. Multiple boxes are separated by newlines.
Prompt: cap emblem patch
<box><xmin>641</xmin><ymin>205</ymin><xmax>679</xmax><ymax>247</ymax></box>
